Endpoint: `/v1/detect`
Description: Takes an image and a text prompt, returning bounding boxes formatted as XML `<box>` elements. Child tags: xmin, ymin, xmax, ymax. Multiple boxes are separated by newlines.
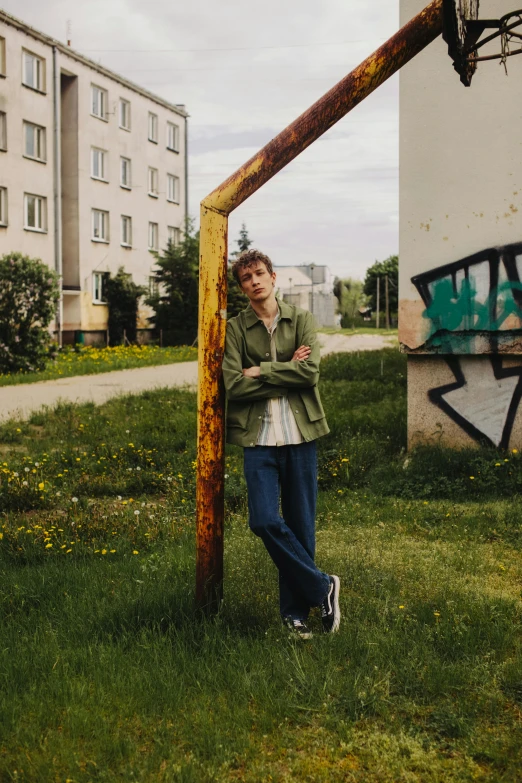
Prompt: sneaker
<box><xmin>321</xmin><ymin>575</ymin><xmax>341</xmax><ymax>633</ymax></box>
<box><xmin>283</xmin><ymin>616</ymin><xmax>313</xmax><ymax>640</ymax></box>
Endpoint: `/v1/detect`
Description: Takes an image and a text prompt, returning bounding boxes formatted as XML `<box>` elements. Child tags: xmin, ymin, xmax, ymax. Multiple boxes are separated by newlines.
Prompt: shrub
<box><xmin>105</xmin><ymin>267</ymin><xmax>146</xmax><ymax>345</ymax></box>
<box><xmin>0</xmin><ymin>253</ymin><xmax>60</xmax><ymax>373</ymax></box>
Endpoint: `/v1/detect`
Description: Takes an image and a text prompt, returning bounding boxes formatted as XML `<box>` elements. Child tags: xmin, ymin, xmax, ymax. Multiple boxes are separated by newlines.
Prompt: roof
<box><xmin>0</xmin><ymin>9</ymin><xmax>188</xmax><ymax>119</ymax></box>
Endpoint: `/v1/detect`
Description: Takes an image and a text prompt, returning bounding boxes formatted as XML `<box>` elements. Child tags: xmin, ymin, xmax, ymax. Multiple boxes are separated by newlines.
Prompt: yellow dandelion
<box><xmin>469</xmin><ymin>476</ymin><xmax>475</xmax><ymax>480</ymax></box>
<box><xmin>102</xmin><ymin>549</ymin><xmax>107</xmax><ymax>555</ymax></box>
<box><xmin>399</xmin><ymin>605</ymin><xmax>405</xmax><ymax>609</ymax></box>
<box><xmin>38</xmin><ymin>482</ymin><xmax>44</xmax><ymax>490</ymax></box>
<box><xmin>45</xmin><ymin>543</ymin><xmax>53</xmax><ymax>549</ymax></box>
<box><xmin>133</xmin><ymin>550</ymin><xmax>139</xmax><ymax>555</ymax></box>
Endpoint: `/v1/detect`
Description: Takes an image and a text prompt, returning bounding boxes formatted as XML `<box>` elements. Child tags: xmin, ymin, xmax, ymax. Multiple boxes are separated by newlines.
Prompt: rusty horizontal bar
<box><xmin>201</xmin><ymin>0</ymin><xmax>443</xmax><ymax>217</ymax></box>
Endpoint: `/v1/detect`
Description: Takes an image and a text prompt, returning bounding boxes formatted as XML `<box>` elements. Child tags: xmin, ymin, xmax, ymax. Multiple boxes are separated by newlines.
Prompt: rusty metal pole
<box><xmin>196</xmin><ymin>206</ymin><xmax>228</xmax><ymax>608</ymax></box>
<box><xmin>196</xmin><ymin>0</ymin><xmax>444</xmax><ymax>610</ymax></box>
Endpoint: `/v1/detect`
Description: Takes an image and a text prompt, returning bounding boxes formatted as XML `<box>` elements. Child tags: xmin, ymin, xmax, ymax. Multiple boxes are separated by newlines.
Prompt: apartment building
<box><xmin>0</xmin><ymin>10</ymin><xmax>188</xmax><ymax>344</ymax></box>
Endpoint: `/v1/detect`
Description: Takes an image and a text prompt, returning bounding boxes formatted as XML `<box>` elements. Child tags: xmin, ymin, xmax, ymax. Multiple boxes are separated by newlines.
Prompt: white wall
<box><xmin>400</xmin><ymin>0</ymin><xmax>522</xmax><ymax>450</ymax></box>
<box><xmin>399</xmin><ymin>0</ymin><xmax>522</xmax><ymax>353</ymax></box>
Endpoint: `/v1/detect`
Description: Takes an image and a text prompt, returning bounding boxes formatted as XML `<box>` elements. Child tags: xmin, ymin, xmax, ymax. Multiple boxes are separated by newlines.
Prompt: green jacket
<box><xmin>222</xmin><ymin>299</ymin><xmax>330</xmax><ymax>447</ymax></box>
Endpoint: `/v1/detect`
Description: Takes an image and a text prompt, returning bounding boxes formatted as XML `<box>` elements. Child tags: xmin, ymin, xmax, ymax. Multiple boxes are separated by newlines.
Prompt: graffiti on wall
<box><xmin>412</xmin><ymin>241</ymin><xmax>522</xmax><ymax>353</ymax></box>
<box><xmin>429</xmin><ymin>356</ymin><xmax>522</xmax><ymax>448</ymax></box>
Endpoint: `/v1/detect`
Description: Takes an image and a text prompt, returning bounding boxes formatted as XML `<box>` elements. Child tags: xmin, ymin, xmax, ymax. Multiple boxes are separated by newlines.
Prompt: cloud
<box><xmin>5</xmin><ymin>0</ymin><xmax>400</xmax><ymax>278</ymax></box>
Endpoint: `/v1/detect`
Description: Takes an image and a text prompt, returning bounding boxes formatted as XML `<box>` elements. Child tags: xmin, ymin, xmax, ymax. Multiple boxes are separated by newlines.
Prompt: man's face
<box><xmin>238</xmin><ymin>261</ymin><xmax>276</xmax><ymax>303</ymax></box>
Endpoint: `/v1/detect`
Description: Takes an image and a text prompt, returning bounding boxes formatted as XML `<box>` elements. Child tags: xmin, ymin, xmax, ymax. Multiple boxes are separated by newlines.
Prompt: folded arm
<box><xmin>223</xmin><ymin>324</ymin><xmax>288</xmax><ymax>401</ymax></box>
<box><xmin>259</xmin><ymin>312</ymin><xmax>320</xmax><ymax>388</ymax></box>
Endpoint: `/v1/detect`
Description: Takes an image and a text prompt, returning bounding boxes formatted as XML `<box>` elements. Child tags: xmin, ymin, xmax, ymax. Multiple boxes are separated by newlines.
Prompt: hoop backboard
<box><xmin>443</xmin><ymin>0</ymin><xmax>480</xmax><ymax>85</ymax></box>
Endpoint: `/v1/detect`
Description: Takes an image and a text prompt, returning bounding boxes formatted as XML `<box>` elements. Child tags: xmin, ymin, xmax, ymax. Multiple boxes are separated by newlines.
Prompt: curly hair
<box><xmin>231</xmin><ymin>249</ymin><xmax>274</xmax><ymax>285</ymax></box>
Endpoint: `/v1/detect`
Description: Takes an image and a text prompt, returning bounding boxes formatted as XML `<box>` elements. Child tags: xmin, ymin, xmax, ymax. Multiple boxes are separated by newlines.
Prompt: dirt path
<box><xmin>0</xmin><ymin>333</ymin><xmax>396</xmax><ymax>423</ymax></box>
<box><xmin>317</xmin><ymin>331</ymin><xmax>397</xmax><ymax>355</ymax></box>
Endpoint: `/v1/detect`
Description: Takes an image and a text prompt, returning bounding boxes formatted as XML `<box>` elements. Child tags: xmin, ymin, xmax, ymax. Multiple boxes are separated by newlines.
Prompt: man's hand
<box><xmin>242</xmin><ymin>366</ymin><xmax>261</xmax><ymax>378</ymax></box>
<box><xmin>292</xmin><ymin>345</ymin><xmax>311</xmax><ymax>361</ymax></box>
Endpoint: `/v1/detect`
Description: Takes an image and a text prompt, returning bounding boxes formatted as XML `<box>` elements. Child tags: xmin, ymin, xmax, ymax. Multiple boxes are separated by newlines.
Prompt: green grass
<box><xmin>0</xmin><ymin>344</ymin><xmax>197</xmax><ymax>387</ymax></box>
<box><xmin>1</xmin><ymin>348</ymin><xmax>521</xmax><ymax>781</ymax></box>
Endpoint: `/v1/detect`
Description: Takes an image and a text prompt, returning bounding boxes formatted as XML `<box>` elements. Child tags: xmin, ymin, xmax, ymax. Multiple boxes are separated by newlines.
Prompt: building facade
<box><xmin>0</xmin><ymin>10</ymin><xmax>188</xmax><ymax>344</ymax></box>
<box><xmin>275</xmin><ymin>264</ymin><xmax>337</xmax><ymax>327</ymax></box>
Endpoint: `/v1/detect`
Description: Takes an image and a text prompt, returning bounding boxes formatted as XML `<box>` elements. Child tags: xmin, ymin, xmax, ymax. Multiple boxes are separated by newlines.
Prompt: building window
<box><xmin>91</xmin><ymin>147</ymin><xmax>108</xmax><ymax>181</ymax></box>
<box><xmin>148</xmin><ymin>112</ymin><xmax>158</xmax><ymax>143</ymax></box>
<box><xmin>168</xmin><ymin>226</ymin><xmax>181</xmax><ymax>246</ymax></box>
<box><xmin>92</xmin><ymin>209</ymin><xmax>109</xmax><ymax>242</ymax></box>
<box><xmin>167</xmin><ymin>174</ymin><xmax>180</xmax><ymax>203</ymax></box>
<box><xmin>22</xmin><ymin>50</ymin><xmax>45</xmax><ymax>92</ymax></box>
<box><xmin>148</xmin><ymin>222</ymin><xmax>159</xmax><ymax>251</ymax></box>
<box><xmin>120</xmin><ymin>157</ymin><xmax>131</xmax><ymax>189</ymax></box>
<box><xmin>149</xmin><ymin>276</ymin><xmax>159</xmax><ymax>297</ymax></box>
<box><xmin>92</xmin><ymin>272</ymin><xmax>108</xmax><ymax>304</ymax></box>
<box><xmin>0</xmin><ymin>112</ymin><xmax>6</xmax><ymax>151</ymax></box>
<box><xmin>148</xmin><ymin>167</ymin><xmax>159</xmax><ymax>197</ymax></box>
<box><xmin>91</xmin><ymin>84</ymin><xmax>108</xmax><ymax>120</ymax></box>
<box><xmin>121</xmin><ymin>215</ymin><xmax>132</xmax><ymax>247</ymax></box>
<box><xmin>167</xmin><ymin>122</ymin><xmax>179</xmax><ymax>152</ymax></box>
<box><xmin>0</xmin><ymin>187</ymin><xmax>7</xmax><ymax>226</ymax></box>
<box><xmin>24</xmin><ymin>193</ymin><xmax>47</xmax><ymax>232</ymax></box>
<box><xmin>119</xmin><ymin>98</ymin><xmax>131</xmax><ymax>130</ymax></box>
<box><xmin>0</xmin><ymin>37</ymin><xmax>6</xmax><ymax>77</ymax></box>
<box><xmin>24</xmin><ymin>122</ymin><xmax>46</xmax><ymax>162</ymax></box>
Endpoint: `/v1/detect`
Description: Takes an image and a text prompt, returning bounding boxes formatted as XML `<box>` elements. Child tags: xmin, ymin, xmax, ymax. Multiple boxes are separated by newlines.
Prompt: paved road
<box><xmin>0</xmin><ymin>361</ymin><xmax>198</xmax><ymax>423</ymax></box>
<box><xmin>0</xmin><ymin>333</ymin><xmax>397</xmax><ymax>423</ymax></box>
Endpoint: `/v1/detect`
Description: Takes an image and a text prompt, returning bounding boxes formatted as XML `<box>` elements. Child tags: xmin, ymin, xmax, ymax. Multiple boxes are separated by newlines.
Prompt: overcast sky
<box><xmin>5</xmin><ymin>0</ymin><xmax>399</xmax><ymax>280</ymax></box>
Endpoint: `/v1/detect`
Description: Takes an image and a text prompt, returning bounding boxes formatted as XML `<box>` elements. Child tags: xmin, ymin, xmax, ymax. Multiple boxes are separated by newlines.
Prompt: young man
<box><xmin>222</xmin><ymin>249</ymin><xmax>340</xmax><ymax>639</ymax></box>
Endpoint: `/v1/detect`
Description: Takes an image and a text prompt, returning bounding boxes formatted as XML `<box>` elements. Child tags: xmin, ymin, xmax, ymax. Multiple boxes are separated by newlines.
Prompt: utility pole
<box><xmin>310</xmin><ymin>264</ymin><xmax>315</xmax><ymax>316</ymax></box>
<box><xmin>385</xmin><ymin>274</ymin><xmax>390</xmax><ymax>330</ymax></box>
<box><xmin>376</xmin><ymin>275</ymin><xmax>380</xmax><ymax>330</ymax></box>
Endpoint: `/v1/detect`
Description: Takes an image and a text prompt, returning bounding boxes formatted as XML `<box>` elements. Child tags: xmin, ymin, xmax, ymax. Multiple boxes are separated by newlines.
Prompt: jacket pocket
<box><xmin>300</xmin><ymin>390</ymin><xmax>326</xmax><ymax>422</ymax></box>
<box><xmin>226</xmin><ymin>400</ymin><xmax>250</xmax><ymax>430</ymax></box>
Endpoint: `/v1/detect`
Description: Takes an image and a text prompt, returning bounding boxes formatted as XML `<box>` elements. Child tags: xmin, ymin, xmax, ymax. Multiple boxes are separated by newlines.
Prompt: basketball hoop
<box><xmin>444</xmin><ymin>1</ymin><xmax>522</xmax><ymax>85</ymax></box>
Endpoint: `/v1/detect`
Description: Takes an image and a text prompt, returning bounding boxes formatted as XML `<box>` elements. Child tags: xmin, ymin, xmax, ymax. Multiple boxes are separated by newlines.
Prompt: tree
<box><xmin>104</xmin><ymin>267</ymin><xmax>146</xmax><ymax>345</ymax></box>
<box><xmin>227</xmin><ymin>223</ymin><xmax>252</xmax><ymax>318</ymax></box>
<box><xmin>233</xmin><ymin>223</ymin><xmax>253</xmax><ymax>255</ymax></box>
<box><xmin>147</xmin><ymin>220</ymin><xmax>200</xmax><ymax>345</ymax></box>
<box><xmin>334</xmin><ymin>278</ymin><xmax>366</xmax><ymax>328</ymax></box>
<box><xmin>363</xmin><ymin>255</ymin><xmax>398</xmax><ymax>313</ymax></box>
<box><xmin>0</xmin><ymin>253</ymin><xmax>60</xmax><ymax>373</ymax></box>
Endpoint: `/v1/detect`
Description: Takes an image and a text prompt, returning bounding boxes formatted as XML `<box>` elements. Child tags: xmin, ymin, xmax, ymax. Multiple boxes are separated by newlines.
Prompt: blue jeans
<box><xmin>243</xmin><ymin>441</ymin><xmax>330</xmax><ymax>621</ymax></box>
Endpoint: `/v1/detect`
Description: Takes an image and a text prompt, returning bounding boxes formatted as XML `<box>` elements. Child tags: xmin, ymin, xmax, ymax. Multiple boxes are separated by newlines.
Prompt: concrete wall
<box><xmin>399</xmin><ymin>0</ymin><xmax>522</xmax><ymax>449</ymax></box>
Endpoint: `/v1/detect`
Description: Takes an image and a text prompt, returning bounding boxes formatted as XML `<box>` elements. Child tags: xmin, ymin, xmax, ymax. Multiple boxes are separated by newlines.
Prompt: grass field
<box><xmin>0</xmin><ymin>344</ymin><xmax>197</xmax><ymax>387</ymax></box>
<box><xmin>1</xmin><ymin>349</ymin><xmax>521</xmax><ymax>782</ymax></box>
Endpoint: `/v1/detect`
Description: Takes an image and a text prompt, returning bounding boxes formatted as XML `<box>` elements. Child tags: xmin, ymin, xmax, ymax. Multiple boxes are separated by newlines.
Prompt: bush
<box><xmin>105</xmin><ymin>267</ymin><xmax>146</xmax><ymax>345</ymax></box>
<box><xmin>0</xmin><ymin>253</ymin><xmax>60</xmax><ymax>373</ymax></box>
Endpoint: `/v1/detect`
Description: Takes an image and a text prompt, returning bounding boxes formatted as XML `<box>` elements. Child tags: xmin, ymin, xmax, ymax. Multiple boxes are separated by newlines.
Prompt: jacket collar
<box><xmin>244</xmin><ymin>297</ymin><xmax>293</xmax><ymax>328</ymax></box>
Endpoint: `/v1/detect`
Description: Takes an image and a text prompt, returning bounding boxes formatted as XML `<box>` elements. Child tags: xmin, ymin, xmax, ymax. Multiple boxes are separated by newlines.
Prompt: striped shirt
<box><xmin>256</xmin><ymin>310</ymin><xmax>303</xmax><ymax>447</ymax></box>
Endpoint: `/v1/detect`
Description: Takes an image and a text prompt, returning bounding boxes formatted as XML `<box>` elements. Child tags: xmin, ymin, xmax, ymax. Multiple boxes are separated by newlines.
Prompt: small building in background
<box><xmin>0</xmin><ymin>10</ymin><xmax>188</xmax><ymax>345</ymax></box>
<box><xmin>274</xmin><ymin>264</ymin><xmax>337</xmax><ymax>327</ymax></box>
